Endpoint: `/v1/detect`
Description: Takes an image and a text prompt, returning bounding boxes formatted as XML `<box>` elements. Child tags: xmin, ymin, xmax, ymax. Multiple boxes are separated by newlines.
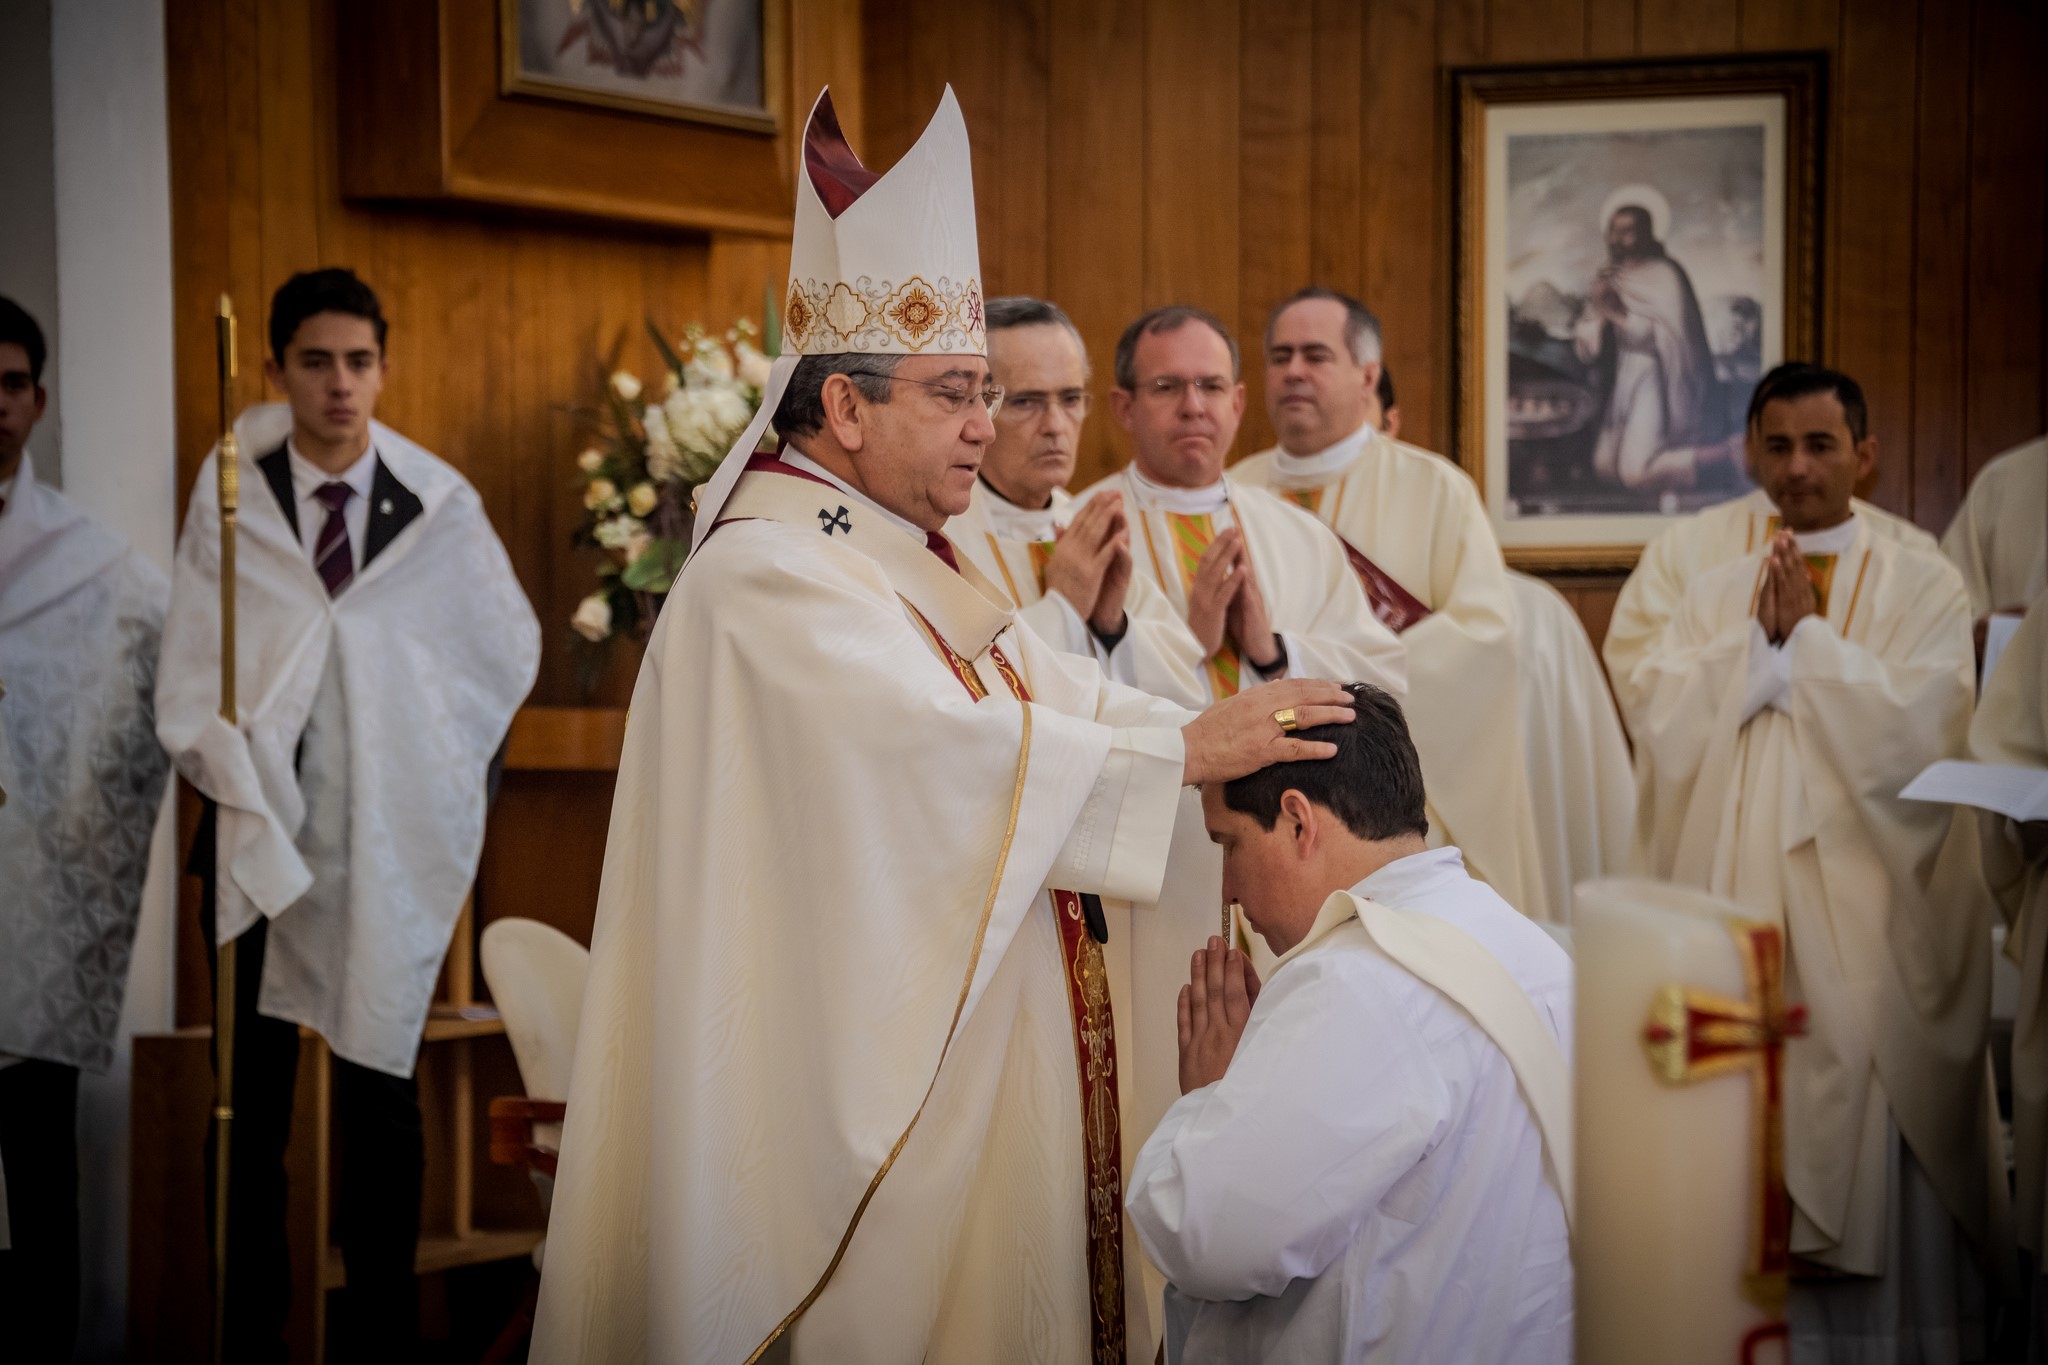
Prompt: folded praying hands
<box><xmin>1177</xmin><ymin>935</ymin><xmax>1262</xmax><ymax>1094</ymax></box>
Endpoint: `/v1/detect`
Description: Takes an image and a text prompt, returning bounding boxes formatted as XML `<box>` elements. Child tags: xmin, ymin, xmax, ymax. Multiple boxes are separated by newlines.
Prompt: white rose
<box><xmin>584</xmin><ymin>478</ymin><xmax>617</xmax><ymax>510</ymax></box>
<box><xmin>625</xmin><ymin>530</ymin><xmax>653</xmax><ymax>564</ymax></box>
<box><xmin>690</xmin><ymin>340</ymin><xmax>736</xmax><ymax>381</ymax></box>
<box><xmin>577</xmin><ymin>448</ymin><xmax>605</xmax><ymax>473</ymax></box>
<box><xmin>645</xmin><ymin>439</ymin><xmax>681</xmax><ymax>485</ymax></box>
<box><xmin>610</xmin><ymin>370</ymin><xmax>642</xmax><ymax>401</ymax></box>
<box><xmin>706</xmin><ymin>384</ymin><xmax>754</xmax><ymax>437</ymax></box>
<box><xmin>594</xmin><ymin>514</ymin><xmax>644</xmax><ymax>550</ymax></box>
<box><xmin>735</xmin><ymin>341</ymin><xmax>773</xmax><ymax>390</ymax></box>
<box><xmin>664</xmin><ymin>388</ymin><xmax>716</xmax><ymax>453</ymax></box>
<box><xmin>627</xmin><ymin>482</ymin><xmax>659</xmax><ymax>517</ymax></box>
<box><xmin>571</xmin><ymin>593</ymin><xmax>613</xmax><ymax>643</ymax></box>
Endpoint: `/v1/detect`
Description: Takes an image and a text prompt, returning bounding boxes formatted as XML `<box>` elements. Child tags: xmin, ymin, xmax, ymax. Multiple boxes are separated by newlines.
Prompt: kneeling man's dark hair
<box><xmin>1221</xmin><ymin>682</ymin><xmax>1428</xmax><ymax>841</ymax></box>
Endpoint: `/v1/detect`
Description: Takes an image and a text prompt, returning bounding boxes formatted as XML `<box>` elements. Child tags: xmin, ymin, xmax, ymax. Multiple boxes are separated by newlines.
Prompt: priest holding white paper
<box><xmin>1969</xmin><ymin>589</ymin><xmax>2048</xmax><ymax>1314</ymax></box>
<box><xmin>1626</xmin><ymin>362</ymin><xmax>2001</xmax><ymax>1360</ymax></box>
<box><xmin>1233</xmin><ymin>289</ymin><xmax>1550</xmax><ymax>920</ymax></box>
<box><xmin>157</xmin><ymin>269</ymin><xmax>540</xmax><ymax>1360</ymax></box>
<box><xmin>530</xmin><ymin>88</ymin><xmax>1355</xmax><ymax>1365</ymax></box>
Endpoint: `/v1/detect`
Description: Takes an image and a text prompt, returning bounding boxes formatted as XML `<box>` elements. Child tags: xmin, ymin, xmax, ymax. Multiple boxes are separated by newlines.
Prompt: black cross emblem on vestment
<box><xmin>819</xmin><ymin>505</ymin><xmax>852</xmax><ymax>535</ymax></box>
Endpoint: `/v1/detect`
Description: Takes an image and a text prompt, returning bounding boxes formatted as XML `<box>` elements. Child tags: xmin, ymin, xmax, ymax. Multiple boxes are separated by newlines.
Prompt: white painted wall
<box><xmin>47</xmin><ymin>1</ymin><xmax>180</xmax><ymax>1358</ymax></box>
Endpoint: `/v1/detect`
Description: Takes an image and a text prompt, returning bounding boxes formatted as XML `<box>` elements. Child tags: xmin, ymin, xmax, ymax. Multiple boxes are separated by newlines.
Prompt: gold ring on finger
<box><xmin>1274</xmin><ymin>707</ymin><xmax>1299</xmax><ymax>733</ymax></box>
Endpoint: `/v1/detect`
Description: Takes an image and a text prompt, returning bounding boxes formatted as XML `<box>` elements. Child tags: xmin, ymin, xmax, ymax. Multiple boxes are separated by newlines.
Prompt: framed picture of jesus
<box><xmin>1452</xmin><ymin>56</ymin><xmax>1825</xmax><ymax>569</ymax></box>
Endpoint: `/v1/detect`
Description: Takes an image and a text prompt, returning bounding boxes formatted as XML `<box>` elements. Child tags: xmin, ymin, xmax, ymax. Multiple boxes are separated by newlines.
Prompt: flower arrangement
<box><xmin>571</xmin><ymin>316</ymin><xmax>775</xmax><ymax>646</ymax></box>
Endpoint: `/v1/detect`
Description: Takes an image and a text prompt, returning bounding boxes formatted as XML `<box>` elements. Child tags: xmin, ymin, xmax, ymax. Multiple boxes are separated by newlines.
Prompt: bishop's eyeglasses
<box><xmin>882</xmin><ymin>374</ymin><xmax>1005</xmax><ymax>419</ymax></box>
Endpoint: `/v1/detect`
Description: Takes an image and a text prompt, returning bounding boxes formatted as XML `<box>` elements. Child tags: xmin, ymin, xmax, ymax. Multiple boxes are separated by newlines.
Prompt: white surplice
<box><xmin>156</xmin><ymin>404</ymin><xmax>540</xmax><ymax>1076</ymax></box>
<box><xmin>0</xmin><ymin>455</ymin><xmax>171</xmax><ymax>1074</ymax></box>
<box><xmin>1628</xmin><ymin>518</ymin><xmax>1999</xmax><ymax>1283</ymax></box>
<box><xmin>530</xmin><ymin>457</ymin><xmax>1195</xmax><ymax>1365</ymax></box>
<box><xmin>1126</xmin><ymin>847</ymin><xmax>1574</xmax><ymax>1365</ymax></box>
<box><xmin>1507</xmin><ymin>570</ymin><xmax>1636</xmax><ymax>922</ymax></box>
<box><xmin>1605</xmin><ymin>487</ymin><xmax>1938</xmax><ymax>732</ymax></box>
<box><xmin>949</xmin><ymin>478</ymin><xmax>1209</xmax><ymax>708</ymax></box>
<box><xmin>1941</xmin><ymin>435</ymin><xmax>2046</xmax><ymax>618</ymax></box>
<box><xmin>1970</xmin><ymin>588</ymin><xmax>2048</xmax><ymax>1266</ymax></box>
<box><xmin>1236</xmin><ymin>427</ymin><xmax>1551</xmax><ymax>920</ymax></box>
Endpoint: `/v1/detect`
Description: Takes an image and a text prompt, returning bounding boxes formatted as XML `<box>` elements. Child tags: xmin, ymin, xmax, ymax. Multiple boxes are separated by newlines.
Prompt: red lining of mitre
<box><xmin>804</xmin><ymin>90</ymin><xmax>878</xmax><ymax>219</ymax></box>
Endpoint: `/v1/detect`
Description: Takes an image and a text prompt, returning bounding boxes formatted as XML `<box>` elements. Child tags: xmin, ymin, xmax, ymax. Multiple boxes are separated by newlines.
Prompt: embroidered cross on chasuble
<box><xmin>1642</xmin><ymin>921</ymin><xmax>1808</xmax><ymax>1309</ymax></box>
<box><xmin>910</xmin><ymin>604</ymin><xmax>1128</xmax><ymax>1365</ymax></box>
<box><xmin>1163</xmin><ymin>512</ymin><xmax>1243</xmax><ymax>698</ymax></box>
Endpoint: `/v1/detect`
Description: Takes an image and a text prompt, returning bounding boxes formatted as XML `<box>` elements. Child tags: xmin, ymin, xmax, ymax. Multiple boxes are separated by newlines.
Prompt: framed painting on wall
<box><xmin>501</xmin><ymin>0</ymin><xmax>775</xmax><ymax>131</ymax></box>
<box><xmin>1452</xmin><ymin>56</ymin><xmax>1825</xmax><ymax>569</ymax></box>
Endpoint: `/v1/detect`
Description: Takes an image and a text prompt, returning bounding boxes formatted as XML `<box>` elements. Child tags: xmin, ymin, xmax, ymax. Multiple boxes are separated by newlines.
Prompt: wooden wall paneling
<box><xmin>1909</xmin><ymin>0</ymin><xmax>1974</xmax><ymax>532</ymax></box>
<box><xmin>1361</xmin><ymin>0</ymin><xmax>1439</xmax><ymax>450</ymax></box>
<box><xmin>1436</xmin><ymin>0</ymin><xmax>1484</xmax><ymax>456</ymax></box>
<box><xmin>1636</xmin><ymin>0</ymin><xmax>1741</xmax><ymax>55</ymax></box>
<box><xmin>1829</xmin><ymin>0</ymin><xmax>1920</xmax><ymax>520</ymax></box>
<box><xmin>1308</xmin><ymin>0</ymin><xmax>1365</xmax><ymax>298</ymax></box>
<box><xmin>1964</xmin><ymin>0</ymin><xmax>2048</xmax><ymax>477</ymax></box>
<box><xmin>856</xmin><ymin>0</ymin><xmax>913</xmax><ymax>160</ymax></box>
<box><xmin>474</xmin><ymin>772</ymin><xmax>617</xmax><ymax>949</ymax></box>
<box><xmin>1235</xmin><ymin>0</ymin><xmax>1317</xmax><ymax>458</ymax></box>
<box><xmin>937</xmin><ymin>0</ymin><xmax>1029</xmax><ymax>296</ymax></box>
<box><xmin>1738</xmin><ymin>0</ymin><xmax>1841</xmax><ymax>52</ymax></box>
<box><xmin>792</xmin><ymin>0</ymin><xmax>865</xmax><ymax>151</ymax></box>
<box><xmin>706</xmin><ymin>233</ymin><xmax>792</xmax><ymax>334</ymax></box>
<box><xmin>1048</xmin><ymin>0</ymin><xmax>1146</xmax><ymax>487</ymax></box>
<box><xmin>993</xmin><ymin>0</ymin><xmax>1053</xmax><ymax>298</ymax></box>
<box><xmin>165</xmin><ymin>0</ymin><xmax>231</xmax><ymax>519</ymax></box>
<box><xmin>1141</xmin><ymin>0</ymin><xmax>1242</xmax><ymax>325</ymax></box>
<box><xmin>255</xmin><ymin>0</ymin><xmax>322</xmax><ymax>291</ymax></box>
<box><xmin>1487</xmin><ymin>0</ymin><xmax>1587</xmax><ymax>64</ymax></box>
<box><xmin>1583</xmin><ymin>0</ymin><xmax>1638</xmax><ymax>57</ymax></box>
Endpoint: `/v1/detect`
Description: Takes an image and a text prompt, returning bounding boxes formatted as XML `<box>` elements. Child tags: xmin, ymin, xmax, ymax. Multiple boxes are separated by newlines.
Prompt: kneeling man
<box><xmin>1125</xmin><ymin>683</ymin><xmax>1573</xmax><ymax>1364</ymax></box>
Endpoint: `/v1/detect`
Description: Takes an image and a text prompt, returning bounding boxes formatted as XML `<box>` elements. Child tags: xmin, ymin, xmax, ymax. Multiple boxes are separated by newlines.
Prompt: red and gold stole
<box><xmin>1276</xmin><ymin>478</ymin><xmax>1432</xmax><ymax>633</ymax></box>
<box><xmin>909</xmin><ymin>607</ymin><xmax>1127</xmax><ymax>1365</ymax></box>
<box><xmin>1160</xmin><ymin>511</ymin><xmax>1242</xmax><ymax>698</ymax></box>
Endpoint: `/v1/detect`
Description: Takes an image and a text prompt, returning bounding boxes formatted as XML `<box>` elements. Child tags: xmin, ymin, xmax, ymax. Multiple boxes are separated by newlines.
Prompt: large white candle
<box><xmin>1576</xmin><ymin>878</ymin><xmax>1801</xmax><ymax>1365</ymax></box>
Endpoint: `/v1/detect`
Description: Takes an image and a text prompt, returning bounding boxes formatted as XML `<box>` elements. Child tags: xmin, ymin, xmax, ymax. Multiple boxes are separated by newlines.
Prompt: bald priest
<box><xmin>531</xmin><ymin>87</ymin><xmax>1356</xmax><ymax>1365</ymax></box>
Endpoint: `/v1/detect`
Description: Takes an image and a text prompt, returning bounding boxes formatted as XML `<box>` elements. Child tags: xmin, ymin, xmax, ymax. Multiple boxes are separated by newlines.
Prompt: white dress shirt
<box><xmin>287</xmin><ymin>440</ymin><xmax>378</xmax><ymax>569</ymax></box>
<box><xmin>1127</xmin><ymin>847</ymin><xmax>1574</xmax><ymax>1364</ymax></box>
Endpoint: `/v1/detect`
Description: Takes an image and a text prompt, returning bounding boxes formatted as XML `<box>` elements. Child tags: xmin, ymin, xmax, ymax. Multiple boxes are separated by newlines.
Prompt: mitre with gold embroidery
<box><xmin>690</xmin><ymin>84</ymin><xmax>985</xmax><ymax>550</ymax></box>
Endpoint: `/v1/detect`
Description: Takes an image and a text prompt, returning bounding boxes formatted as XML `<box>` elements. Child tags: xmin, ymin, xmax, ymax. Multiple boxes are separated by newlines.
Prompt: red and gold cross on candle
<box><xmin>1641</xmin><ymin>921</ymin><xmax>1808</xmax><ymax>1309</ymax></box>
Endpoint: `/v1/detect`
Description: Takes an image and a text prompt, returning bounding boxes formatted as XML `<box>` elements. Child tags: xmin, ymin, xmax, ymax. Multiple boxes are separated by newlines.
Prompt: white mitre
<box><xmin>689</xmin><ymin>84</ymin><xmax>985</xmax><ymax>550</ymax></box>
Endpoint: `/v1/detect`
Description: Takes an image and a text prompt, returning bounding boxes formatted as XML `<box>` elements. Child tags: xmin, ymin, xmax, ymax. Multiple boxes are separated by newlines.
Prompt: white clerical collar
<box><xmin>1353</xmin><ymin>845</ymin><xmax>1468</xmax><ymax>905</ymax></box>
<box><xmin>979</xmin><ymin>479</ymin><xmax>1062</xmax><ymax>542</ymax></box>
<box><xmin>781</xmin><ymin>447</ymin><xmax>927</xmax><ymax>542</ymax></box>
<box><xmin>1273</xmin><ymin>420</ymin><xmax>1374</xmax><ymax>481</ymax></box>
<box><xmin>1126</xmin><ymin>463</ymin><xmax>1228</xmax><ymax>515</ymax></box>
<box><xmin>1790</xmin><ymin>515</ymin><xmax>1858</xmax><ymax>557</ymax></box>
<box><xmin>288</xmin><ymin>437</ymin><xmax>377</xmax><ymax>502</ymax></box>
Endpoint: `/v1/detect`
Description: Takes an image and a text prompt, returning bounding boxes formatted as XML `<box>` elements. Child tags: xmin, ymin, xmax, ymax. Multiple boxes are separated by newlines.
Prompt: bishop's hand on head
<box><xmin>1180</xmin><ymin>677</ymin><xmax>1354</xmax><ymax>786</ymax></box>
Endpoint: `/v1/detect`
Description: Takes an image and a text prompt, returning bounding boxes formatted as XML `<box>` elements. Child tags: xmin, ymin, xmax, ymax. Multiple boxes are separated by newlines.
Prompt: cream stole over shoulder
<box><xmin>1275</xmin><ymin>889</ymin><xmax>1575</xmax><ymax>1233</ymax></box>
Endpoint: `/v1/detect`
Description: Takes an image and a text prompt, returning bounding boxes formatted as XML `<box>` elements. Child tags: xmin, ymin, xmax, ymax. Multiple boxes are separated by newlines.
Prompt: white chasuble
<box><xmin>1941</xmin><ymin>436</ymin><xmax>2046</xmax><ymax>618</ymax></box>
<box><xmin>0</xmin><ymin>456</ymin><xmax>171</xmax><ymax>1073</ymax></box>
<box><xmin>1506</xmin><ymin>570</ymin><xmax>1636</xmax><ymax>922</ymax></box>
<box><xmin>156</xmin><ymin>404</ymin><xmax>539</xmax><ymax>1076</ymax></box>
<box><xmin>1628</xmin><ymin>522</ymin><xmax>1998</xmax><ymax>1273</ymax></box>
<box><xmin>531</xmin><ymin>458</ymin><xmax>1191</xmax><ymax>1365</ymax></box>
<box><xmin>1237</xmin><ymin>430</ymin><xmax>1552</xmax><ymax>921</ymax></box>
<box><xmin>1605</xmin><ymin>487</ymin><xmax>1937</xmax><ymax>733</ymax></box>
<box><xmin>1126</xmin><ymin>849</ymin><xmax>1573</xmax><ymax>1365</ymax></box>
<box><xmin>1970</xmin><ymin>588</ymin><xmax>2048</xmax><ymax>1264</ymax></box>
<box><xmin>949</xmin><ymin>479</ymin><xmax>1210</xmax><ymax>709</ymax></box>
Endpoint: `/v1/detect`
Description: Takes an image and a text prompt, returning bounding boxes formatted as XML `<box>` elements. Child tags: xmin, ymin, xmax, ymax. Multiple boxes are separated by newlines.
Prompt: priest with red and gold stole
<box><xmin>530</xmin><ymin>88</ymin><xmax>1354</xmax><ymax>1365</ymax></box>
<box><xmin>1625</xmin><ymin>362</ymin><xmax>2004</xmax><ymax>1359</ymax></box>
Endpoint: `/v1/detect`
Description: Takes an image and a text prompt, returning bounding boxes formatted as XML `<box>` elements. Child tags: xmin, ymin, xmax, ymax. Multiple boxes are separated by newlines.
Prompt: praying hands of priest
<box><xmin>1042</xmin><ymin>487</ymin><xmax>1136</xmax><ymax>640</ymax></box>
<box><xmin>1184</xmin><ymin>526</ymin><xmax>1285</xmax><ymax>671</ymax></box>
<box><xmin>1755</xmin><ymin>528</ymin><xmax>1822</xmax><ymax>644</ymax></box>
<box><xmin>1177</xmin><ymin>936</ymin><xmax>1262</xmax><ymax>1092</ymax></box>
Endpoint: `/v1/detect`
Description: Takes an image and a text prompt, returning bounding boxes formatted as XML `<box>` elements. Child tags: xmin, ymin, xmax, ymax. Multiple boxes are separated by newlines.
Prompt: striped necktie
<box><xmin>313</xmin><ymin>482</ymin><xmax>355</xmax><ymax>597</ymax></box>
<box><xmin>1165</xmin><ymin>511</ymin><xmax>1241</xmax><ymax>697</ymax></box>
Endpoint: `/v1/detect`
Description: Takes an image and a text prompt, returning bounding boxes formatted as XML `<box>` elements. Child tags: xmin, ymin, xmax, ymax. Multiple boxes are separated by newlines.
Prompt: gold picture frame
<box><xmin>498</xmin><ymin>0</ymin><xmax>781</xmax><ymax>133</ymax></box>
<box><xmin>1452</xmin><ymin>55</ymin><xmax>1825</xmax><ymax>570</ymax></box>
